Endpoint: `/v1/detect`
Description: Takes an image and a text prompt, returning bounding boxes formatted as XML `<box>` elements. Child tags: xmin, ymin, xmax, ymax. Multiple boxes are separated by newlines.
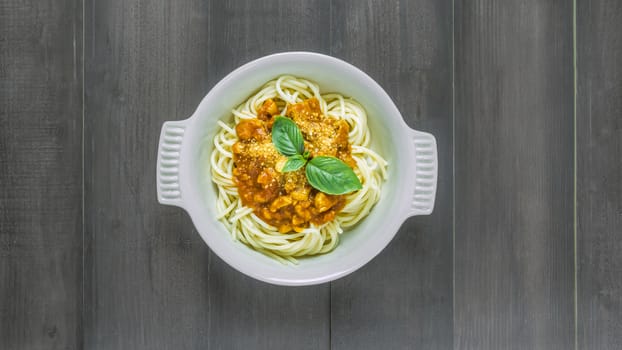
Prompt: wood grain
<box><xmin>577</xmin><ymin>1</ymin><xmax>622</xmax><ymax>349</ymax></box>
<box><xmin>204</xmin><ymin>2</ymin><xmax>331</xmax><ymax>349</ymax></box>
<box><xmin>5</xmin><ymin>0</ymin><xmax>622</xmax><ymax>348</ymax></box>
<box><xmin>454</xmin><ymin>1</ymin><xmax>575</xmax><ymax>349</ymax></box>
<box><xmin>84</xmin><ymin>1</ymin><xmax>331</xmax><ymax>349</ymax></box>
<box><xmin>0</xmin><ymin>0</ymin><xmax>82</xmax><ymax>349</ymax></box>
<box><xmin>329</xmin><ymin>1</ymin><xmax>454</xmax><ymax>349</ymax></box>
<box><xmin>84</xmin><ymin>1</ymin><xmax>213</xmax><ymax>349</ymax></box>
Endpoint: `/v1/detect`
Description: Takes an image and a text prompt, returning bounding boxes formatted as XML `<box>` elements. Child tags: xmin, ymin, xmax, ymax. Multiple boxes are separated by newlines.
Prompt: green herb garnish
<box><xmin>305</xmin><ymin>156</ymin><xmax>363</xmax><ymax>195</ymax></box>
<box><xmin>271</xmin><ymin>116</ymin><xmax>304</xmax><ymax>156</ymax></box>
<box><xmin>281</xmin><ymin>154</ymin><xmax>307</xmax><ymax>172</ymax></box>
<box><xmin>271</xmin><ymin>116</ymin><xmax>362</xmax><ymax>195</ymax></box>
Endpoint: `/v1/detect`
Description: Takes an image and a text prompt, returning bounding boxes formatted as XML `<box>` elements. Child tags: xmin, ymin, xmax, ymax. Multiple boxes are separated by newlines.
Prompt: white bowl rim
<box><xmin>156</xmin><ymin>51</ymin><xmax>437</xmax><ymax>286</ymax></box>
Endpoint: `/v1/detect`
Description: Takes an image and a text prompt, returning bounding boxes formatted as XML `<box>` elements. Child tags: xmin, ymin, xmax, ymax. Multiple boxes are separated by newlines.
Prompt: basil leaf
<box><xmin>282</xmin><ymin>155</ymin><xmax>307</xmax><ymax>172</ymax></box>
<box><xmin>272</xmin><ymin>116</ymin><xmax>304</xmax><ymax>157</ymax></box>
<box><xmin>305</xmin><ymin>156</ymin><xmax>362</xmax><ymax>195</ymax></box>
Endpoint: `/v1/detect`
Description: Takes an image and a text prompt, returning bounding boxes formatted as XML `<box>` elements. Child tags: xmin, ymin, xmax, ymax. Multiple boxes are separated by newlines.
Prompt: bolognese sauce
<box><xmin>231</xmin><ymin>98</ymin><xmax>356</xmax><ymax>233</ymax></box>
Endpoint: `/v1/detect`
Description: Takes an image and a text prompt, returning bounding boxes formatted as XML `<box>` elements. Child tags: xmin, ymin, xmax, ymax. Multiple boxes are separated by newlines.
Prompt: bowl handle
<box><xmin>405</xmin><ymin>129</ymin><xmax>438</xmax><ymax>216</ymax></box>
<box><xmin>156</xmin><ymin>120</ymin><xmax>188</xmax><ymax>208</ymax></box>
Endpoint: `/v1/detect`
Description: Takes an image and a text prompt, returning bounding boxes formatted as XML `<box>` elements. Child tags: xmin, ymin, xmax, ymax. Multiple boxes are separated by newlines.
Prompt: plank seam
<box><xmin>573</xmin><ymin>0</ymin><xmax>578</xmax><ymax>348</ymax></box>
<box><xmin>81</xmin><ymin>0</ymin><xmax>86</xmax><ymax>348</ymax></box>
<box><xmin>451</xmin><ymin>0</ymin><xmax>456</xmax><ymax>348</ymax></box>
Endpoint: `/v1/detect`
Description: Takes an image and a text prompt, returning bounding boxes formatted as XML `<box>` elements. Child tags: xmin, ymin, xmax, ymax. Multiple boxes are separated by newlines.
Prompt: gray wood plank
<box><xmin>84</xmin><ymin>1</ymin><xmax>212</xmax><ymax>349</ymax></box>
<box><xmin>205</xmin><ymin>1</ymin><xmax>331</xmax><ymax>349</ymax></box>
<box><xmin>84</xmin><ymin>1</ymin><xmax>331</xmax><ymax>349</ymax></box>
<box><xmin>329</xmin><ymin>1</ymin><xmax>454</xmax><ymax>349</ymax></box>
<box><xmin>0</xmin><ymin>0</ymin><xmax>83</xmax><ymax>349</ymax></box>
<box><xmin>577</xmin><ymin>1</ymin><xmax>622</xmax><ymax>349</ymax></box>
<box><xmin>454</xmin><ymin>1</ymin><xmax>575</xmax><ymax>349</ymax></box>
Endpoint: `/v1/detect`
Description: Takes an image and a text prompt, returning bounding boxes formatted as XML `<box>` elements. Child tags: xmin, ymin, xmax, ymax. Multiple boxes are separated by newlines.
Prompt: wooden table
<box><xmin>2</xmin><ymin>1</ymin><xmax>620</xmax><ymax>349</ymax></box>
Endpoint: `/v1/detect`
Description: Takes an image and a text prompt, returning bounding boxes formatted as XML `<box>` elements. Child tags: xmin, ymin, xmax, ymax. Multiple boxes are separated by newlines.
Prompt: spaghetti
<box><xmin>210</xmin><ymin>75</ymin><xmax>387</xmax><ymax>263</ymax></box>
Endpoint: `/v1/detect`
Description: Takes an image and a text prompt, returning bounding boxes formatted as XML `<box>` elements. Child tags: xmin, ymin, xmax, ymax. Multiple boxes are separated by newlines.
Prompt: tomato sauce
<box><xmin>231</xmin><ymin>98</ymin><xmax>355</xmax><ymax>233</ymax></box>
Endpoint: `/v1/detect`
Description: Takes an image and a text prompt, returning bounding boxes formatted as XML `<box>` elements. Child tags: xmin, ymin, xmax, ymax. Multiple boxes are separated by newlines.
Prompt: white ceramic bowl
<box><xmin>157</xmin><ymin>52</ymin><xmax>437</xmax><ymax>286</ymax></box>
